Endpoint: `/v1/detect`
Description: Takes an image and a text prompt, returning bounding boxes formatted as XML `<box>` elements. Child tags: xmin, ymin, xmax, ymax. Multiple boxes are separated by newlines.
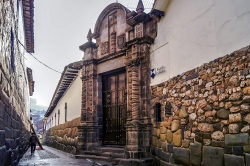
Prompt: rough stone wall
<box><xmin>0</xmin><ymin>1</ymin><xmax>32</xmax><ymax>166</ymax></box>
<box><xmin>42</xmin><ymin>118</ymin><xmax>80</xmax><ymax>155</ymax></box>
<box><xmin>150</xmin><ymin>46</ymin><xmax>250</xmax><ymax>166</ymax></box>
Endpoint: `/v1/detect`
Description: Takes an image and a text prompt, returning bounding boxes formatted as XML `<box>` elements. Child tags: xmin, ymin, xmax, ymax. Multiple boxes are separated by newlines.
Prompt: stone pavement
<box><xmin>18</xmin><ymin>145</ymin><xmax>112</xmax><ymax>166</ymax></box>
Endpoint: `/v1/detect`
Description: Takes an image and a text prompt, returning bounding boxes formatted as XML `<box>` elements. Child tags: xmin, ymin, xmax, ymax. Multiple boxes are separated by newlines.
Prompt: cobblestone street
<box><xmin>18</xmin><ymin>146</ymin><xmax>111</xmax><ymax>166</ymax></box>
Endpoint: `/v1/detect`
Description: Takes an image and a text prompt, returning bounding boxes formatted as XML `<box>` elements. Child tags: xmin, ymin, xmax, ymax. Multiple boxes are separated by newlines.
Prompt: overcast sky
<box><xmin>26</xmin><ymin>0</ymin><xmax>154</xmax><ymax>106</ymax></box>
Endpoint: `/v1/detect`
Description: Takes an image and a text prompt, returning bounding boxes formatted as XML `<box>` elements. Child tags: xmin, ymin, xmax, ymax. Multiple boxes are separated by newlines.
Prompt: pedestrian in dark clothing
<box><xmin>29</xmin><ymin>133</ymin><xmax>38</xmax><ymax>154</ymax></box>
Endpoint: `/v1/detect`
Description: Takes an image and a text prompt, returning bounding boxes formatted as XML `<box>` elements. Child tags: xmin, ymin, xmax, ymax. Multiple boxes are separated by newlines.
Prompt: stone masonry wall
<box><xmin>150</xmin><ymin>45</ymin><xmax>250</xmax><ymax>166</ymax></box>
<box><xmin>42</xmin><ymin>117</ymin><xmax>80</xmax><ymax>155</ymax></box>
<box><xmin>0</xmin><ymin>1</ymin><xmax>32</xmax><ymax>166</ymax></box>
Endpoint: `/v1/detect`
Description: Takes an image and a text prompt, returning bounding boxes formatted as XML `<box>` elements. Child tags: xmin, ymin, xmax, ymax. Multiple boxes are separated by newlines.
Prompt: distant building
<box><xmin>0</xmin><ymin>0</ymin><xmax>35</xmax><ymax>165</ymax></box>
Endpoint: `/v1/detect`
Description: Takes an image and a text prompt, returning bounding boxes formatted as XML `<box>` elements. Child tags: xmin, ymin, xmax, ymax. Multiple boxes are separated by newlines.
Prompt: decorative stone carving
<box><xmin>131</xmin><ymin>66</ymin><xmax>140</xmax><ymax>121</ymax></box>
<box><xmin>100</xmin><ymin>41</ymin><xmax>108</xmax><ymax>55</ymax></box>
<box><xmin>135</xmin><ymin>23</ymin><xmax>143</xmax><ymax>38</ymax></box>
<box><xmin>110</xmin><ymin>32</ymin><xmax>116</xmax><ymax>53</ymax></box>
<box><xmin>117</xmin><ymin>34</ymin><xmax>126</xmax><ymax>49</ymax></box>
<box><xmin>129</xmin><ymin>30</ymin><xmax>134</xmax><ymax>40</ymax></box>
<box><xmin>108</xmin><ymin>12</ymin><xmax>117</xmax><ymax>28</ymax></box>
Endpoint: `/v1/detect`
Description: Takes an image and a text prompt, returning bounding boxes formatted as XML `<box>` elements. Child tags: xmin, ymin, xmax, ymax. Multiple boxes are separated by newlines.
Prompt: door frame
<box><xmin>101</xmin><ymin>68</ymin><xmax>127</xmax><ymax>145</ymax></box>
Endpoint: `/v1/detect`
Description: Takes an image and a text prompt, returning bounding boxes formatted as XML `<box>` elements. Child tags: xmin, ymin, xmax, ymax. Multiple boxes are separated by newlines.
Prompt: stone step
<box><xmin>83</xmin><ymin>151</ymin><xmax>101</xmax><ymax>156</ymax></box>
<box><xmin>101</xmin><ymin>152</ymin><xmax>112</xmax><ymax>157</ymax></box>
<box><xmin>114</xmin><ymin>158</ymin><xmax>154</xmax><ymax>166</ymax></box>
<box><xmin>111</xmin><ymin>153</ymin><xmax>124</xmax><ymax>159</ymax></box>
<box><xmin>92</xmin><ymin>147</ymin><xmax>124</xmax><ymax>154</ymax></box>
<box><xmin>75</xmin><ymin>155</ymin><xmax>153</xmax><ymax>166</ymax></box>
<box><xmin>75</xmin><ymin>154</ymin><xmax>111</xmax><ymax>162</ymax></box>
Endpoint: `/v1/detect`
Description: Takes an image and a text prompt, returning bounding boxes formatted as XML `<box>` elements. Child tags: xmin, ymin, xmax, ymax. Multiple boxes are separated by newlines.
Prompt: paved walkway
<box><xmin>18</xmin><ymin>145</ymin><xmax>111</xmax><ymax>166</ymax></box>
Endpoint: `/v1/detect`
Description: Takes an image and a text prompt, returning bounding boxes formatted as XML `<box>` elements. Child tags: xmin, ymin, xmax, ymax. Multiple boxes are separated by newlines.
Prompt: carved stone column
<box><xmin>77</xmin><ymin>30</ymin><xmax>99</xmax><ymax>153</ymax></box>
<box><xmin>125</xmin><ymin>44</ymin><xmax>146</xmax><ymax>159</ymax></box>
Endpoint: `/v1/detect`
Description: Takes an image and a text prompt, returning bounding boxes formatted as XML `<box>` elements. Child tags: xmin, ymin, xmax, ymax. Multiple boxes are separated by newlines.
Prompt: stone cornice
<box><xmin>79</xmin><ymin>41</ymin><xmax>97</xmax><ymax>52</ymax></box>
<box><xmin>126</xmin><ymin>36</ymin><xmax>154</xmax><ymax>47</ymax></box>
<box><xmin>97</xmin><ymin>50</ymin><xmax>126</xmax><ymax>64</ymax></box>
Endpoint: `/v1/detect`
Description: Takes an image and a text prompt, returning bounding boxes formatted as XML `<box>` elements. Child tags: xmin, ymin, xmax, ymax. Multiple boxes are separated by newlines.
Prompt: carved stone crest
<box><xmin>117</xmin><ymin>34</ymin><xmax>126</xmax><ymax>49</ymax></box>
<box><xmin>100</xmin><ymin>41</ymin><xmax>109</xmax><ymax>55</ymax></box>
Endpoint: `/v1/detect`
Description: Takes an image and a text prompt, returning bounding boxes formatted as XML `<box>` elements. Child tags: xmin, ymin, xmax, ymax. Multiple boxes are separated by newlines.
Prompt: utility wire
<box><xmin>17</xmin><ymin>39</ymin><xmax>62</xmax><ymax>74</ymax></box>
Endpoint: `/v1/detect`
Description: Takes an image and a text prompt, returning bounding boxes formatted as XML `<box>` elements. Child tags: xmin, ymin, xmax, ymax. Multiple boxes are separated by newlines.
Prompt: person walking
<box><xmin>29</xmin><ymin>133</ymin><xmax>38</xmax><ymax>154</ymax></box>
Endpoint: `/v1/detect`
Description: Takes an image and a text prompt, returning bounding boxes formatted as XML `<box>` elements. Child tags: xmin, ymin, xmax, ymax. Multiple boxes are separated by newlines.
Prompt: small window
<box><xmin>55</xmin><ymin>113</ymin><xmax>56</xmax><ymax>126</ymax></box>
<box><xmin>154</xmin><ymin>102</ymin><xmax>161</xmax><ymax>122</ymax></box>
<box><xmin>65</xmin><ymin>103</ymin><xmax>67</xmax><ymax>122</ymax></box>
<box><xmin>58</xmin><ymin>110</ymin><xmax>60</xmax><ymax>125</ymax></box>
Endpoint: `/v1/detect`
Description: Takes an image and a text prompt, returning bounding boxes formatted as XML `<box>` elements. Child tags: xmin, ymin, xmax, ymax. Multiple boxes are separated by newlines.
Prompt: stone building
<box><xmin>149</xmin><ymin>0</ymin><xmax>250</xmax><ymax>165</ymax></box>
<box><xmin>42</xmin><ymin>61</ymin><xmax>83</xmax><ymax>154</ymax></box>
<box><xmin>44</xmin><ymin>61</ymin><xmax>83</xmax><ymax>130</ymax></box>
<box><xmin>0</xmin><ymin>0</ymin><xmax>35</xmax><ymax>165</ymax></box>
<box><xmin>77</xmin><ymin>0</ymin><xmax>157</xmax><ymax>160</ymax></box>
<box><xmin>43</xmin><ymin>0</ymin><xmax>250</xmax><ymax>165</ymax></box>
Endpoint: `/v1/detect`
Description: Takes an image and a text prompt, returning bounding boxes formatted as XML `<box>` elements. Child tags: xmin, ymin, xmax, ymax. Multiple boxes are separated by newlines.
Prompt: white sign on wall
<box><xmin>151</xmin><ymin>66</ymin><xmax>166</xmax><ymax>79</ymax></box>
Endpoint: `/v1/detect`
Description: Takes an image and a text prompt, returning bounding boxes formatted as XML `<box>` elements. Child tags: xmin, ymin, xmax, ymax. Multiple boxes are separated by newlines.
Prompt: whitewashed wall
<box><xmin>150</xmin><ymin>0</ymin><xmax>250</xmax><ymax>85</ymax></box>
<box><xmin>45</xmin><ymin>70</ymin><xmax>82</xmax><ymax>130</ymax></box>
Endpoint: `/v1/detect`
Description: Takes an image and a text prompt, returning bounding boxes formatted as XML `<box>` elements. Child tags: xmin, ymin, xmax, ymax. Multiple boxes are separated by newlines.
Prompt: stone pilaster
<box><xmin>78</xmin><ymin>30</ymin><xmax>99</xmax><ymax>152</ymax></box>
<box><xmin>125</xmin><ymin>43</ymin><xmax>152</xmax><ymax>158</ymax></box>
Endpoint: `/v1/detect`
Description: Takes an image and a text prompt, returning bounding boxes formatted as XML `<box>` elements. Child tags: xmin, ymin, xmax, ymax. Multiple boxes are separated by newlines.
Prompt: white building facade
<box><xmin>44</xmin><ymin>61</ymin><xmax>82</xmax><ymax>131</ymax></box>
<box><xmin>150</xmin><ymin>0</ymin><xmax>250</xmax><ymax>85</ymax></box>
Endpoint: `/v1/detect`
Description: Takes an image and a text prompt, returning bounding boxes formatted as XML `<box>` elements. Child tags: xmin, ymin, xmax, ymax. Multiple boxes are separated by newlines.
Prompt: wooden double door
<box><xmin>102</xmin><ymin>71</ymin><xmax>127</xmax><ymax>145</ymax></box>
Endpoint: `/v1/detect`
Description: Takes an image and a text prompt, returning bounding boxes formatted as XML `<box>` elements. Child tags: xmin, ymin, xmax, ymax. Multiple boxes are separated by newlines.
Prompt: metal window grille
<box><xmin>155</xmin><ymin>102</ymin><xmax>161</xmax><ymax>122</ymax></box>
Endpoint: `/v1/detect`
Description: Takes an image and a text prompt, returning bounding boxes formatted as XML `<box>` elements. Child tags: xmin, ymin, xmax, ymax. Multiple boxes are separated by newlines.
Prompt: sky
<box><xmin>26</xmin><ymin>0</ymin><xmax>154</xmax><ymax>106</ymax></box>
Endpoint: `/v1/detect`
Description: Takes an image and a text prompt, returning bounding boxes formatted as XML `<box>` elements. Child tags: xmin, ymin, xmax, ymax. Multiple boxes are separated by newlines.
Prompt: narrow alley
<box><xmin>18</xmin><ymin>146</ymin><xmax>111</xmax><ymax>166</ymax></box>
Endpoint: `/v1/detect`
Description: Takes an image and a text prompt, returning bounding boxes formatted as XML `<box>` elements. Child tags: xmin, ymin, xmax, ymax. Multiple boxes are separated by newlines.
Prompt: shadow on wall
<box><xmin>41</xmin><ymin>117</ymin><xmax>80</xmax><ymax>155</ymax></box>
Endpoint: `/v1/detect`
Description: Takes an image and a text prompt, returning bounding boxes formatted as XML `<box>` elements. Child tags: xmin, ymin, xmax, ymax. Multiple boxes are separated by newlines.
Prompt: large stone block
<box><xmin>190</xmin><ymin>142</ymin><xmax>202</xmax><ymax>166</ymax></box>
<box><xmin>224</xmin><ymin>154</ymin><xmax>244</xmax><ymax>166</ymax></box>
<box><xmin>173</xmin><ymin>129</ymin><xmax>182</xmax><ymax>147</ymax></box>
<box><xmin>171</xmin><ymin>120</ymin><xmax>179</xmax><ymax>132</ymax></box>
<box><xmin>0</xmin><ymin>130</ymin><xmax>5</xmax><ymax>147</ymax></box>
<box><xmin>217</xmin><ymin>109</ymin><xmax>229</xmax><ymax>119</ymax></box>
<box><xmin>0</xmin><ymin>146</ymin><xmax>6</xmax><ymax>166</ymax></box>
<box><xmin>160</xmin><ymin>151</ymin><xmax>170</xmax><ymax>162</ymax></box>
<box><xmin>0</xmin><ymin>119</ymin><xmax>4</xmax><ymax>130</ymax></box>
<box><xmin>173</xmin><ymin>147</ymin><xmax>190</xmax><ymax>165</ymax></box>
<box><xmin>225</xmin><ymin>133</ymin><xmax>249</xmax><ymax>146</ymax></box>
<box><xmin>160</xmin><ymin>134</ymin><xmax>166</xmax><ymax>141</ymax></box>
<box><xmin>229</xmin><ymin>113</ymin><xmax>242</xmax><ymax>123</ymax></box>
<box><xmin>161</xmin><ymin>141</ymin><xmax>167</xmax><ymax>152</ymax></box>
<box><xmin>201</xmin><ymin>146</ymin><xmax>224</xmax><ymax>166</ymax></box>
<box><xmin>160</xmin><ymin>160</ymin><xmax>174</xmax><ymax>166</ymax></box>
<box><xmin>246</xmin><ymin>153</ymin><xmax>250</xmax><ymax>166</ymax></box>
<box><xmin>0</xmin><ymin>101</ymin><xmax>4</xmax><ymax>119</ymax></box>
<box><xmin>166</xmin><ymin>130</ymin><xmax>173</xmax><ymax>143</ymax></box>
<box><xmin>4</xmin><ymin>127</ymin><xmax>11</xmax><ymax>139</ymax></box>
<box><xmin>197</xmin><ymin>123</ymin><xmax>214</xmax><ymax>132</ymax></box>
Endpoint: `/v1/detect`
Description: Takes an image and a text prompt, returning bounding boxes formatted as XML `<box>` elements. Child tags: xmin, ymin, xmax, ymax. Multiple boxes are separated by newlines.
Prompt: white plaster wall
<box><xmin>150</xmin><ymin>0</ymin><xmax>250</xmax><ymax>85</ymax></box>
<box><xmin>45</xmin><ymin>71</ymin><xmax>82</xmax><ymax>130</ymax></box>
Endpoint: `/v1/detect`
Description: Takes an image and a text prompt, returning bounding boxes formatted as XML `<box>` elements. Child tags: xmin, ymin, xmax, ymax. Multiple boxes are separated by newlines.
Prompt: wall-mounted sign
<box><xmin>151</xmin><ymin>66</ymin><xmax>166</xmax><ymax>79</ymax></box>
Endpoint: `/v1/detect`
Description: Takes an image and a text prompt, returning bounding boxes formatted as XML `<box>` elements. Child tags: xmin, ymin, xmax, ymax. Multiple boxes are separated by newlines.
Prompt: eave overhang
<box><xmin>44</xmin><ymin>61</ymin><xmax>83</xmax><ymax>117</ymax></box>
<box><xmin>22</xmin><ymin>0</ymin><xmax>35</xmax><ymax>53</ymax></box>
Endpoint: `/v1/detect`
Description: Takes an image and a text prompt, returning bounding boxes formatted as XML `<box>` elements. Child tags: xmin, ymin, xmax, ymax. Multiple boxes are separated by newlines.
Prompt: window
<box><xmin>58</xmin><ymin>110</ymin><xmax>60</xmax><ymax>125</ymax></box>
<box><xmin>65</xmin><ymin>103</ymin><xmax>67</xmax><ymax>122</ymax></box>
<box><xmin>55</xmin><ymin>113</ymin><xmax>56</xmax><ymax>126</ymax></box>
<box><xmin>154</xmin><ymin>102</ymin><xmax>161</xmax><ymax>122</ymax></box>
